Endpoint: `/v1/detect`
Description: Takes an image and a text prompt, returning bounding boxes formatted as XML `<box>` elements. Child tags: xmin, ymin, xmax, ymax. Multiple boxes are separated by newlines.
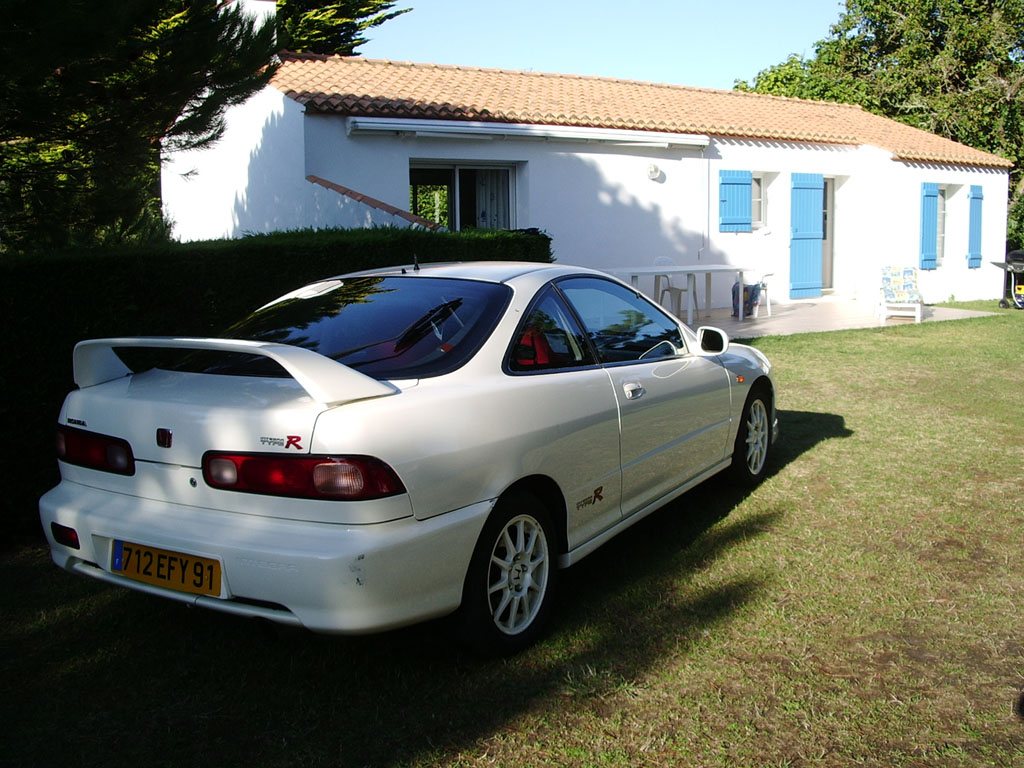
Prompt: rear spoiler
<box><xmin>73</xmin><ymin>337</ymin><xmax>399</xmax><ymax>407</ymax></box>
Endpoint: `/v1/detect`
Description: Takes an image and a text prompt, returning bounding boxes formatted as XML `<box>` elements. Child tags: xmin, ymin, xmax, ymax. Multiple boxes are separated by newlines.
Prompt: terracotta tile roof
<box><xmin>271</xmin><ymin>53</ymin><xmax>1012</xmax><ymax>169</ymax></box>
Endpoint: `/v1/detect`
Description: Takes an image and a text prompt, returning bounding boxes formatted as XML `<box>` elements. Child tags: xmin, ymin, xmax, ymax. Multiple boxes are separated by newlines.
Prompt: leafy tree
<box><xmin>0</xmin><ymin>1</ymin><xmax>278</xmax><ymax>253</ymax></box>
<box><xmin>276</xmin><ymin>0</ymin><xmax>411</xmax><ymax>55</ymax></box>
<box><xmin>734</xmin><ymin>53</ymin><xmax>877</xmax><ymax>108</ymax></box>
<box><xmin>735</xmin><ymin>0</ymin><xmax>1024</xmax><ymax>249</ymax></box>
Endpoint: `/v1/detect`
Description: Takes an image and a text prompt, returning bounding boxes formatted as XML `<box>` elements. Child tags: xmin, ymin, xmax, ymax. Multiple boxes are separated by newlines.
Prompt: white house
<box><xmin>162</xmin><ymin>1</ymin><xmax>1012</xmax><ymax>307</ymax></box>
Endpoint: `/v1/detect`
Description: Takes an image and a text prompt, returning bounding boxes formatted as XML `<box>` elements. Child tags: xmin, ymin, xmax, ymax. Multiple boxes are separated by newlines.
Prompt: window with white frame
<box><xmin>921</xmin><ymin>183</ymin><xmax>965</xmax><ymax>270</ymax></box>
<box><xmin>410</xmin><ymin>165</ymin><xmax>514</xmax><ymax>231</ymax></box>
<box><xmin>751</xmin><ymin>174</ymin><xmax>765</xmax><ymax>227</ymax></box>
<box><xmin>719</xmin><ymin>170</ymin><xmax>769</xmax><ymax>231</ymax></box>
<box><xmin>936</xmin><ymin>186</ymin><xmax>947</xmax><ymax>267</ymax></box>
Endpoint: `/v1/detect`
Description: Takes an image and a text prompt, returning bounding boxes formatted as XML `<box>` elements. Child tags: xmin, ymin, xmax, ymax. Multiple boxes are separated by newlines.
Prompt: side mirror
<box><xmin>697</xmin><ymin>326</ymin><xmax>729</xmax><ymax>354</ymax></box>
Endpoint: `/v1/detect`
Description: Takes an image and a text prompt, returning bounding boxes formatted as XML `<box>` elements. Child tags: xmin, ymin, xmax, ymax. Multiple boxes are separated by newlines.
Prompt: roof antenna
<box><xmin>413</xmin><ymin>253</ymin><xmax>420</xmax><ymax>272</ymax></box>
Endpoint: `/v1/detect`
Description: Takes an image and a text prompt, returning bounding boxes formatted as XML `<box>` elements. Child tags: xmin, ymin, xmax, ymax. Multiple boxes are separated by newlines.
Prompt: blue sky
<box><xmin>358</xmin><ymin>0</ymin><xmax>847</xmax><ymax>91</ymax></box>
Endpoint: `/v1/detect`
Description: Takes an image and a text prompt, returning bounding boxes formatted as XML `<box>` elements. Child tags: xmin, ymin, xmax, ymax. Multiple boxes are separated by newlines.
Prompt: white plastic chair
<box><xmin>653</xmin><ymin>257</ymin><xmax>689</xmax><ymax>317</ymax></box>
<box><xmin>758</xmin><ymin>273</ymin><xmax>773</xmax><ymax>317</ymax></box>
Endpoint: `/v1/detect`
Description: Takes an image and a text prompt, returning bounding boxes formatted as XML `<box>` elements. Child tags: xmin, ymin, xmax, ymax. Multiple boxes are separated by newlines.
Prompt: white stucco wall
<box><xmin>161</xmin><ymin>90</ymin><xmax>417</xmax><ymax>240</ymax></box>
<box><xmin>302</xmin><ymin>119</ymin><xmax>1008</xmax><ymax>305</ymax></box>
<box><xmin>303</xmin><ymin>116</ymin><xmax>716</xmax><ymax>293</ymax></box>
<box><xmin>711</xmin><ymin>141</ymin><xmax>1009</xmax><ymax>304</ymax></box>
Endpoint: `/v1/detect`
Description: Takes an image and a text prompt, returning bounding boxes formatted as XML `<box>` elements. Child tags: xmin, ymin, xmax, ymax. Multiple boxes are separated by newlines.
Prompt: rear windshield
<box><xmin>170</xmin><ymin>276</ymin><xmax>511</xmax><ymax>380</ymax></box>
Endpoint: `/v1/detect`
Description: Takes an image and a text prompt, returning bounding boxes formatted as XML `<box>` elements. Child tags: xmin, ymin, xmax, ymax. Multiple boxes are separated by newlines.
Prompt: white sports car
<box><xmin>40</xmin><ymin>261</ymin><xmax>777</xmax><ymax>654</ymax></box>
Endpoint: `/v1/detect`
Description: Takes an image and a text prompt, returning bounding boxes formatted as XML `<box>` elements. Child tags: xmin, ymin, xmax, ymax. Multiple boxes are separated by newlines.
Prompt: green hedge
<box><xmin>2</xmin><ymin>227</ymin><xmax>552</xmax><ymax>540</ymax></box>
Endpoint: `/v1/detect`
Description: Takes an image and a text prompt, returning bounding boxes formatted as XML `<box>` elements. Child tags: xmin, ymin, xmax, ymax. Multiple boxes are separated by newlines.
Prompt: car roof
<box><xmin>338</xmin><ymin>261</ymin><xmax>607</xmax><ymax>285</ymax></box>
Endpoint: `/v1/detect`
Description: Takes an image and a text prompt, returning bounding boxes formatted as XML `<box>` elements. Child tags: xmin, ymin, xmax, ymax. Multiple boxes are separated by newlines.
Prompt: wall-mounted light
<box><xmin>647</xmin><ymin>164</ymin><xmax>661</xmax><ymax>180</ymax></box>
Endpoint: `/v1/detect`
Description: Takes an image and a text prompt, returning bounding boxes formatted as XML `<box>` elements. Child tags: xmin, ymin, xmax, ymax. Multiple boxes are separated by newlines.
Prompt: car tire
<box><xmin>731</xmin><ymin>385</ymin><xmax>772</xmax><ymax>485</ymax></box>
<box><xmin>457</xmin><ymin>491</ymin><xmax>558</xmax><ymax>656</ymax></box>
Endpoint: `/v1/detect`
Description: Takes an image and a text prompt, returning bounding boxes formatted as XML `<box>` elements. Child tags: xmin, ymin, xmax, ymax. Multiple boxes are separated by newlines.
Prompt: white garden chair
<box><xmin>879</xmin><ymin>266</ymin><xmax>923</xmax><ymax>323</ymax></box>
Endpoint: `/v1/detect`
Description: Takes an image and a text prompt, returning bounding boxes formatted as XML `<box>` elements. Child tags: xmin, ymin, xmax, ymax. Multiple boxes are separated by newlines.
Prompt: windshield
<box><xmin>170</xmin><ymin>276</ymin><xmax>511</xmax><ymax>380</ymax></box>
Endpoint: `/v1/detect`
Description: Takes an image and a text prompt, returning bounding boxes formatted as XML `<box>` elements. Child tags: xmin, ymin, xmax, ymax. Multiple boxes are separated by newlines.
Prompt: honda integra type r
<box><xmin>40</xmin><ymin>262</ymin><xmax>778</xmax><ymax>654</ymax></box>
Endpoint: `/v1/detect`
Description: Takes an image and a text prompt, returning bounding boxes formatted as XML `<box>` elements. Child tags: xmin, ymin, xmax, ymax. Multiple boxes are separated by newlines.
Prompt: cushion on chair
<box><xmin>731</xmin><ymin>282</ymin><xmax>761</xmax><ymax>317</ymax></box>
<box><xmin>880</xmin><ymin>267</ymin><xmax>922</xmax><ymax>303</ymax></box>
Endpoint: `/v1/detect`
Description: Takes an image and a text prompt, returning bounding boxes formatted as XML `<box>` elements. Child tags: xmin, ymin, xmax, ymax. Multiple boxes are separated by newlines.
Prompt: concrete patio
<box><xmin>679</xmin><ymin>293</ymin><xmax>995</xmax><ymax>339</ymax></box>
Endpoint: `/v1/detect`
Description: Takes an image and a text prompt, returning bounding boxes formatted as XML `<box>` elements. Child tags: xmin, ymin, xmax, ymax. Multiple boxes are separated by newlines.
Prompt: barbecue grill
<box><xmin>994</xmin><ymin>249</ymin><xmax>1024</xmax><ymax>309</ymax></box>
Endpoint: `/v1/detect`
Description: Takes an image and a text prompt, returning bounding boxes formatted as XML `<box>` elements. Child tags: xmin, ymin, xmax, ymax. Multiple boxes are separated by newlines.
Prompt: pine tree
<box><xmin>0</xmin><ymin>1</ymin><xmax>279</xmax><ymax>252</ymax></box>
<box><xmin>276</xmin><ymin>1</ymin><xmax>410</xmax><ymax>56</ymax></box>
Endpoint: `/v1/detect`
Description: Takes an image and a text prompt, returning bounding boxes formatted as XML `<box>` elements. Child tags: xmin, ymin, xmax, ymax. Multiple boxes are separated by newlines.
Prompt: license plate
<box><xmin>111</xmin><ymin>540</ymin><xmax>222</xmax><ymax>597</ymax></box>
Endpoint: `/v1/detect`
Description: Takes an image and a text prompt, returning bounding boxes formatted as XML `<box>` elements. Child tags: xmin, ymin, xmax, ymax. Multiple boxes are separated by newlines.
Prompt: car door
<box><xmin>557</xmin><ymin>276</ymin><xmax>733</xmax><ymax>517</ymax></box>
<box><xmin>504</xmin><ymin>285</ymin><xmax>624</xmax><ymax>549</ymax></box>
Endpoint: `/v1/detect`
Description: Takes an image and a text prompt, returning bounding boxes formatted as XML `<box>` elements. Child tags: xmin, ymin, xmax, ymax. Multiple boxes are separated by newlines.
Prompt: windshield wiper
<box><xmin>394</xmin><ymin>299</ymin><xmax>463</xmax><ymax>352</ymax></box>
<box><xmin>326</xmin><ymin>299</ymin><xmax>466</xmax><ymax>367</ymax></box>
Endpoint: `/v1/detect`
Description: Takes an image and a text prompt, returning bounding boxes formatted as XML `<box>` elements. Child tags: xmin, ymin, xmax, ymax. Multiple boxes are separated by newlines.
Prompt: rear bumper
<box><xmin>39</xmin><ymin>480</ymin><xmax>493</xmax><ymax>634</ymax></box>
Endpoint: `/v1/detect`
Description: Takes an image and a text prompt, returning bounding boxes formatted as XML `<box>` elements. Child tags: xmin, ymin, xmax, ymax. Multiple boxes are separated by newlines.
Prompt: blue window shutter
<box><xmin>719</xmin><ymin>170</ymin><xmax>752</xmax><ymax>232</ymax></box>
<box><xmin>967</xmin><ymin>185</ymin><xmax>983</xmax><ymax>268</ymax></box>
<box><xmin>919</xmin><ymin>183</ymin><xmax>939</xmax><ymax>270</ymax></box>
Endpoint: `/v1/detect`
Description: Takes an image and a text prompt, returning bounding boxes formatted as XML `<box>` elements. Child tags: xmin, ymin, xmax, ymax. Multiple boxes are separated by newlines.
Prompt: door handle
<box><xmin>623</xmin><ymin>381</ymin><xmax>646</xmax><ymax>400</ymax></box>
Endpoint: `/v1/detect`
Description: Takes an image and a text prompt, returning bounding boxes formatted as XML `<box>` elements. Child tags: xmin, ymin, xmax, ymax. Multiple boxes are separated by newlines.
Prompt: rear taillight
<box><xmin>57</xmin><ymin>425</ymin><xmax>135</xmax><ymax>476</ymax></box>
<box><xmin>202</xmin><ymin>453</ymin><xmax>405</xmax><ymax>501</ymax></box>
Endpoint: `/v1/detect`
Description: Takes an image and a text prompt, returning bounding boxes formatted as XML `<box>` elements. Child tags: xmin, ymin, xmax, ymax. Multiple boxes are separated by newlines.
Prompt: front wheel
<box><xmin>457</xmin><ymin>491</ymin><xmax>557</xmax><ymax>655</ymax></box>
<box><xmin>731</xmin><ymin>387</ymin><xmax>772</xmax><ymax>485</ymax></box>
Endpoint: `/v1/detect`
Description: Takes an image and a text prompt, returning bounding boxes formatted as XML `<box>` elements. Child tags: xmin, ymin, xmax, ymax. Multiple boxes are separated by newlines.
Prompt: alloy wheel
<box><xmin>486</xmin><ymin>514</ymin><xmax>550</xmax><ymax>635</ymax></box>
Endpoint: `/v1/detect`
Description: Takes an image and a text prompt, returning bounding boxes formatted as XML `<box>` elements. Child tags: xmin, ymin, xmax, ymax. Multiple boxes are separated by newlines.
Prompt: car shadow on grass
<box><xmin>2</xmin><ymin>409</ymin><xmax>850</xmax><ymax>768</ymax></box>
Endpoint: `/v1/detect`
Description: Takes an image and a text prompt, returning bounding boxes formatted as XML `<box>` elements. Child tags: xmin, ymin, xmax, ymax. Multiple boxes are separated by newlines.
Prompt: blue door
<box><xmin>790</xmin><ymin>173</ymin><xmax>824</xmax><ymax>298</ymax></box>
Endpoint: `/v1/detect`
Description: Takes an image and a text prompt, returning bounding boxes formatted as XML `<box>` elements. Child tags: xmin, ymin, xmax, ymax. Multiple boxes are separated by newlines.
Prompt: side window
<box><xmin>751</xmin><ymin>174</ymin><xmax>766</xmax><ymax>228</ymax></box>
<box><xmin>558</xmin><ymin>277</ymin><xmax>685</xmax><ymax>364</ymax></box>
<box><xmin>508</xmin><ymin>287</ymin><xmax>596</xmax><ymax>372</ymax></box>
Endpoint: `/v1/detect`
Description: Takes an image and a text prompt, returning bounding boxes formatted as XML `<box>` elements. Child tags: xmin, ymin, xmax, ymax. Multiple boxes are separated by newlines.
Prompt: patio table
<box><xmin>611</xmin><ymin>264</ymin><xmax>757</xmax><ymax>324</ymax></box>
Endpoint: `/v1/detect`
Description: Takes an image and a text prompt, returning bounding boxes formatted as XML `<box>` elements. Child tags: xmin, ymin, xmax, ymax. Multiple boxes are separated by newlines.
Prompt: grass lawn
<box><xmin>3</xmin><ymin>305</ymin><xmax>1022</xmax><ymax>767</ymax></box>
